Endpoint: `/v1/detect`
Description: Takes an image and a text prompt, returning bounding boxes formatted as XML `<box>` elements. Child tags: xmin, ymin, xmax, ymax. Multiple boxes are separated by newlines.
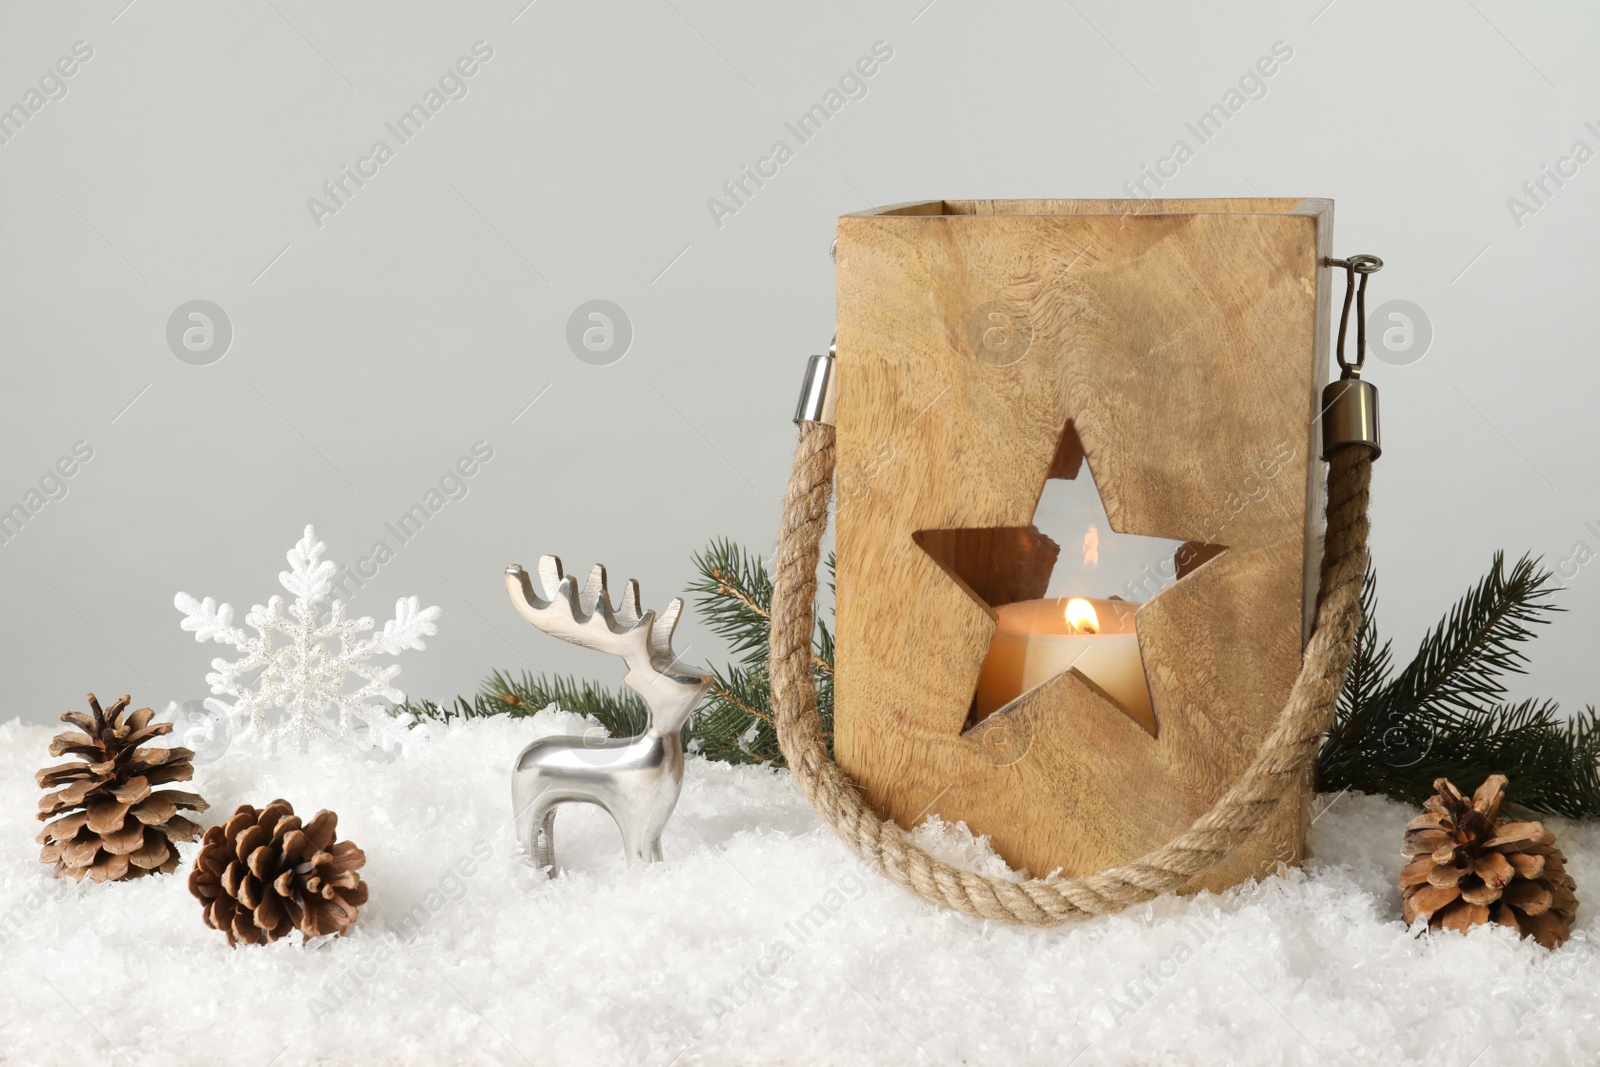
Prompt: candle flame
<box><xmin>1082</xmin><ymin>524</ymin><xmax>1099</xmax><ymax>568</ymax></box>
<box><xmin>1065</xmin><ymin>597</ymin><xmax>1099</xmax><ymax>634</ymax></box>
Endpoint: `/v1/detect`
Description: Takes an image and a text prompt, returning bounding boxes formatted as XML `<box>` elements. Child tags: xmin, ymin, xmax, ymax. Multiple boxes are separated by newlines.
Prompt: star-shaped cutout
<box><xmin>914</xmin><ymin>422</ymin><xmax>1224</xmax><ymax>736</ymax></box>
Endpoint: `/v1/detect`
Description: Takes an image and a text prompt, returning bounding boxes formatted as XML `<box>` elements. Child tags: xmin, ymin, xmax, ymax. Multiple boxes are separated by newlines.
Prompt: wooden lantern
<box><xmin>831</xmin><ymin>198</ymin><xmax>1334</xmax><ymax>892</ymax></box>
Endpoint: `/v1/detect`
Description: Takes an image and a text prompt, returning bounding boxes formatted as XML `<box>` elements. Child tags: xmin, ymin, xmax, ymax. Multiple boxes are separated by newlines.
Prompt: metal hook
<box><xmin>1326</xmin><ymin>254</ymin><xmax>1383</xmax><ymax>379</ymax></box>
<box><xmin>1319</xmin><ymin>254</ymin><xmax>1384</xmax><ymax>460</ymax></box>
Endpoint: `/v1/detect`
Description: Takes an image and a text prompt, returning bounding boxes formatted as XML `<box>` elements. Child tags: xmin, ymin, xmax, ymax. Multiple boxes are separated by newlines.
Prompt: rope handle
<box><xmin>768</xmin><ymin>419</ymin><xmax>1375</xmax><ymax>925</ymax></box>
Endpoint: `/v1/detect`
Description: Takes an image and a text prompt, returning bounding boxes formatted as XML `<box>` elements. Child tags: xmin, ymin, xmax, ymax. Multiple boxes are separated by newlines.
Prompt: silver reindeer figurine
<box><xmin>505</xmin><ymin>556</ymin><xmax>711</xmax><ymax>875</ymax></box>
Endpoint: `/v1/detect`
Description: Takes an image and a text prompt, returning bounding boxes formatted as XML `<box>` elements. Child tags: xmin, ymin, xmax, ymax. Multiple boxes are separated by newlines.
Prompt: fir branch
<box><xmin>482</xmin><ymin>670</ymin><xmax>649</xmax><ymax>738</ymax></box>
<box><xmin>1331</xmin><ymin>699</ymin><xmax>1600</xmax><ymax>819</ymax></box>
<box><xmin>692</xmin><ymin>664</ymin><xmax>784</xmax><ymax>763</ymax></box>
<box><xmin>814</xmin><ymin>551</ymin><xmax>836</xmax><ymax>732</ymax></box>
<box><xmin>689</xmin><ymin>538</ymin><xmax>833</xmax><ymax>676</ymax></box>
<box><xmin>1318</xmin><ymin>552</ymin><xmax>1600</xmax><ymax>818</ymax></box>
<box><xmin>689</xmin><ymin>539</ymin><xmax>775</xmax><ymax>663</ymax></box>
<box><xmin>401</xmin><ymin>693</ymin><xmax>495</xmax><ymax>723</ymax></box>
<box><xmin>1340</xmin><ymin>560</ymin><xmax>1394</xmax><ymax>725</ymax></box>
<box><xmin>1382</xmin><ymin>551</ymin><xmax>1560</xmax><ymax>722</ymax></box>
<box><xmin>817</xmin><ymin>552</ymin><xmax>836</xmax><ymax>676</ymax></box>
<box><xmin>406</xmin><ymin>670</ymin><xmax>647</xmax><ymax>739</ymax></box>
<box><xmin>1320</xmin><ymin>563</ymin><xmax>1395</xmax><ymax>790</ymax></box>
<box><xmin>708</xmin><ymin>675</ymin><xmax>774</xmax><ymax>724</ymax></box>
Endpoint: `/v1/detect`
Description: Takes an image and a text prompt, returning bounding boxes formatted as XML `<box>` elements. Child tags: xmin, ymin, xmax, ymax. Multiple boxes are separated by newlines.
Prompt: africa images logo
<box><xmin>305</xmin><ymin>41</ymin><xmax>495</xmax><ymax>229</ymax></box>
<box><xmin>0</xmin><ymin>40</ymin><xmax>93</xmax><ymax>149</ymax></box>
<box><xmin>705</xmin><ymin>41</ymin><xmax>894</xmax><ymax>229</ymax></box>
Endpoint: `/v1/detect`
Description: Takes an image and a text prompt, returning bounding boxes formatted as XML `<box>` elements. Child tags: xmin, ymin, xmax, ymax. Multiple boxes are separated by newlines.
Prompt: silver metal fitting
<box><xmin>793</xmin><ymin>340</ymin><xmax>838</xmax><ymax>426</ymax></box>
<box><xmin>1321</xmin><ymin>377</ymin><xmax>1381</xmax><ymax>460</ymax></box>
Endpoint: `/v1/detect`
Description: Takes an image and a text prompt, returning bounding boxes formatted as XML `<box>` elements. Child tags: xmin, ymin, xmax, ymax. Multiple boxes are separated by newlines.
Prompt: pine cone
<box><xmin>1401</xmin><ymin>774</ymin><xmax>1578</xmax><ymax>948</ymax></box>
<box><xmin>188</xmin><ymin>799</ymin><xmax>369</xmax><ymax>946</ymax></box>
<box><xmin>36</xmin><ymin>694</ymin><xmax>208</xmax><ymax>882</ymax></box>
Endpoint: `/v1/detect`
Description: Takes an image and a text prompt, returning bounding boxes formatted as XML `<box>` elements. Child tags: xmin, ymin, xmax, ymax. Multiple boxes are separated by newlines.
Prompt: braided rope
<box><xmin>770</xmin><ymin>420</ymin><xmax>1374</xmax><ymax>924</ymax></box>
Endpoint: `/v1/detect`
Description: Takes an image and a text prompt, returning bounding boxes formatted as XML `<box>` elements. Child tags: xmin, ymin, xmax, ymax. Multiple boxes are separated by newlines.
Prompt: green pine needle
<box><xmin>693</xmin><ymin>664</ymin><xmax>782</xmax><ymax>764</ymax></box>
<box><xmin>1318</xmin><ymin>551</ymin><xmax>1600</xmax><ymax>817</ymax></box>
<box><xmin>688</xmin><ymin>539</ymin><xmax>776</xmax><ymax>663</ymax></box>
<box><xmin>1382</xmin><ymin>551</ymin><xmax>1560</xmax><ymax>721</ymax></box>
<box><xmin>406</xmin><ymin>669</ymin><xmax>649</xmax><ymax>737</ymax></box>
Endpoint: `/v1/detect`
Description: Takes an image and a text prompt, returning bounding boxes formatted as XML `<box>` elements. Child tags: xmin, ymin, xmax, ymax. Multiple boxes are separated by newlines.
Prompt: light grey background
<box><xmin>1</xmin><ymin>0</ymin><xmax>1595</xmax><ymax>726</ymax></box>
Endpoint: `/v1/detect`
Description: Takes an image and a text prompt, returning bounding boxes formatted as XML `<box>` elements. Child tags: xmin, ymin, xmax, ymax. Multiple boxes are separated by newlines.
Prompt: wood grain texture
<box><xmin>832</xmin><ymin>198</ymin><xmax>1333</xmax><ymax>891</ymax></box>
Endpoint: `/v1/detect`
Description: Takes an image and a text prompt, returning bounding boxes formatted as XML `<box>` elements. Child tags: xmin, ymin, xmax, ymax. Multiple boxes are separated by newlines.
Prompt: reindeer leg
<box><xmin>512</xmin><ymin>756</ymin><xmax>562</xmax><ymax>877</ymax></box>
<box><xmin>615</xmin><ymin>810</ymin><xmax>659</xmax><ymax>867</ymax></box>
<box><xmin>529</xmin><ymin>806</ymin><xmax>559</xmax><ymax>876</ymax></box>
<box><xmin>515</xmin><ymin>797</ymin><xmax>561</xmax><ymax>876</ymax></box>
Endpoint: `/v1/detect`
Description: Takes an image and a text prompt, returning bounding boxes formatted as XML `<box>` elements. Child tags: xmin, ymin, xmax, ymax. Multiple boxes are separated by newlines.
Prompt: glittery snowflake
<box><xmin>174</xmin><ymin>525</ymin><xmax>441</xmax><ymax>754</ymax></box>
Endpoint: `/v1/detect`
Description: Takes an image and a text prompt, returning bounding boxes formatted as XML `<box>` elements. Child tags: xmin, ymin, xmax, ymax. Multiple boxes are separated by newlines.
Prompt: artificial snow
<box><xmin>1</xmin><ymin>709</ymin><xmax>1597</xmax><ymax>1066</ymax></box>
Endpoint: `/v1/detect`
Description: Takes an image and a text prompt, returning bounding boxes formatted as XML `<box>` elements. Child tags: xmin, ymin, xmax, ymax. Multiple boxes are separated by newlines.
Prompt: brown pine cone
<box><xmin>36</xmin><ymin>693</ymin><xmax>208</xmax><ymax>882</ymax></box>
<box><xmin>188</xmin><ymin>799</ymin><xmax>369</xmax><ymax>946</ymax></box>
<box><xmin>1401</xmin><ymin>774</ymin><xmax>1578</xmax><ymax>949</ymax></box>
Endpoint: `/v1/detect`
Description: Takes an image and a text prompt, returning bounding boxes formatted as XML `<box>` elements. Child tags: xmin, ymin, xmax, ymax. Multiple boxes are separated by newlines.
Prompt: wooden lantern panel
<box><xmin>832</xmin><ymin>198</ymin><xmax>1333</xmax><ymax>891</ymax></box>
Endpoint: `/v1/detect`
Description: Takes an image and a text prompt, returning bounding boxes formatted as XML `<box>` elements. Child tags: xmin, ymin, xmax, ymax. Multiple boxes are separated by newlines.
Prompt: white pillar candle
<box><xmin>973</xmin><ymin>596</ymin><xmax>1155</xmax><ymax>732</ymax></box>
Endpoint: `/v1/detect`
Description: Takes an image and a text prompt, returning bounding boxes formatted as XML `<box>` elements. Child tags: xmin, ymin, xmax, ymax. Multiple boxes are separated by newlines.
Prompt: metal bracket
<box><xmin>1321</xmin><ymin>377</ymin><xmax>1381</xmax><ymax>460</ymax></box>
<box><xmin>793</xmin><ymin>339</ymin><xmax>838</xmax><ymax>426</ymax></box>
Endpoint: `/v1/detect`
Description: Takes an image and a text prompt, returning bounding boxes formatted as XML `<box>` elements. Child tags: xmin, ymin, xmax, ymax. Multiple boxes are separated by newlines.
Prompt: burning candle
<box><xmin>973</xmin><ymin>596</ymin><xmax>1155</xmax><ymax>732</ymax></box>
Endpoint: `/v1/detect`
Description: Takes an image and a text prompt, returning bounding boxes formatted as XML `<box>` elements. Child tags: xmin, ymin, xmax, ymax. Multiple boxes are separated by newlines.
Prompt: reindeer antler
<box><xmin>504</xmin><ymin>556</ymin><xmax>706</xmax><ymax>686</ymax></box>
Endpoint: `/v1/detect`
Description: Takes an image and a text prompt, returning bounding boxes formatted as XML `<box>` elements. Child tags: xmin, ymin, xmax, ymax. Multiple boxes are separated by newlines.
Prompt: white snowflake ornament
<box><xmin>174</xmin><ymin>525</ymin><xmax>441</xmax><ymax>755</ymax></box>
